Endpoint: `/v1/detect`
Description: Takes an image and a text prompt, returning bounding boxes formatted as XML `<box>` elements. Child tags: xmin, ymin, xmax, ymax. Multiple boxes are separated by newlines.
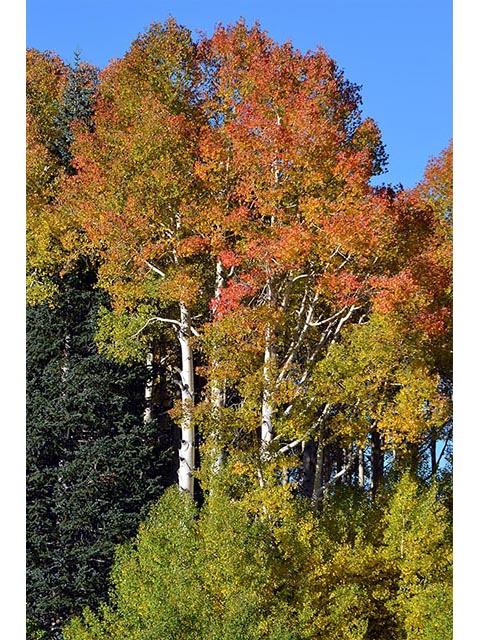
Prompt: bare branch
<box><xmin>277</xmin><ymin>292</ymin><xmax>319</xmax><ymax>384</ymax></box>
<box><xmin>189</xmin><ymin>325</ymin><xmax>200</xmax><ymax>338</ymax></box>
<box><xmin>435</xmin><ymin>427</ymin><xmax>453</xmax><ymax>471</ymax></box>
<box><xmin>322</xmin><ymin>452</ymin><xmax>356</xmax><ymax>493</ymax></box>
<box><xmin>333</xmin><ymin>304</ymin><xmax>360</xmax><ymax>337</ymax></box>
<box><xmin>143</xmin><ymin>259</ymin><xmax>166</xmax><ymax>278</ymax></box>
<box><xmin>130</xmin><ymin>313</ymin><xmax>200</xmax><ymax>339</ymax></box>
<box><xmin>278</xmin><ymin>438</ymin><xmax>304</xmax><ymax>455</ymax></box>
<box><xmin>307</xmin><ymin>305</ymin><xmax>348</xmax><ymax>327</ymax></box>
<box><xmin>129</xmin><ymin>316</ymin><xmax>181</xmax><ymax>339</ymax></box>
<box><xmin>280</xmin><ymin>272</ymin><xmax>310</xmax><ymax>310</ymax></box>
<box><xmin>277</xmin><ymin>404</ymin><xmax>330</xmax><ymax>454</ymax></box>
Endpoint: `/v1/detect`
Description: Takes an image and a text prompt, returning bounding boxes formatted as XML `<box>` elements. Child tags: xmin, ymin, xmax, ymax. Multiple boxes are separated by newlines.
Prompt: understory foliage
<box><xmin>26</xmin><ymin>16</ymin><xmax>452</xmax><ymax>640</ymax></box>
<box><xmin>64</xmin><ymin>476</ymin><xmax>452</xmax><ymax>640</ymax></box>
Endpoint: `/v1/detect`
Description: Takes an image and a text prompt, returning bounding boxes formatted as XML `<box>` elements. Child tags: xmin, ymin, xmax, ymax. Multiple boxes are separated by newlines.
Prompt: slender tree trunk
<box><xmin>259</xmin><ymin>129</ymin><xmax>281</xmax><ymax>480</ymax></box>
<box><xmin>261</xmin><ymin>324</ymin><xmax>275</xmax><ymax>451</ymax></box>
<box><xmin>211</xmin><ymin>259</ymin><xmax>226</xmax><ymax>473</ymax></box>
<box><xmin>210</xmin><ymin>378</ymin><xmax>226</xmax><ymax>474</ymax></box>
<box><xmin>300</xmin><ymin>440</ymin><xmax>317</xmax><ymax>498</ymax></box>
<box><xmin>338</xmin><ymin>448</ymin><xmax>347</xmax><ymax>485</ymax></box>
<box><xmin>371</xmin><ymin>428</ymin><xmax>384</xmax><ymax>497</ymax></box>
<box><xmin>258</xmin><ymin>313</ymin><xmax>277</xmax><ymax>489</ymax></box>
<box><xmin>407</xmin><ymin>441</ymin><xmax>420</xmax><ymax>477</ymax></box>
<box><xmin>430</xmin><ymin>432</ymin><xmax>437</xmax><ymax>478</ymax></box>
<box><xmin>358</xmin><ymin>446</ymin><xmax>364</xmax><ymax>489</ymax></box>
<box><xmin>311</xmin><ymin>429</ymin><xmax>325</xmax><ymax>509</ymax></box>
<box><xmin>347</xmin><ymin>445</ymin><xmax>355</xmax><ymax>484</ymax></box>
<box><xmin>178</xmin><ymin>302</ymin><xmax>195</xmax><ymax>496</ymax></box>
<box><xmin>143</xmin><ymin>348</ymin><xmax>154</xmax><ymax>425</ymax></box>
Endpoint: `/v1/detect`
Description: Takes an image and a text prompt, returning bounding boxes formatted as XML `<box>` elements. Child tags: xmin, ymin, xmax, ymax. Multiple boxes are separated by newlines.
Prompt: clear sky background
<box><xmin>26</xmin><ymin>0</ymin><xmax>452</xmax><ymax>190</ymax></box>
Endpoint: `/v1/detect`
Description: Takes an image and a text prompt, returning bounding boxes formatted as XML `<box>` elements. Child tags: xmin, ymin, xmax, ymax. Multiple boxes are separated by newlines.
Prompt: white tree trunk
<box><xmin>210</xmin><ymin>259</ymin><xmax>227</xmax><ymax>474</ymax></box>
<box><xmin>358</xmin><ymin>446</ymin><xmax>364</xmax><ymax>488</ymax></box>
<box><xmin>178</xmin><ymin>302</ymin><xmax>195</xmax><ymax>496</ymax></box>
<box><xmin>212</xmin><ymin>259</ymin><xmax>226</xmax><ymax>411</ymax></box>
<box><xmin>311</xmin><ymin>434</ymin><xmax>324</xmax><ymax>509</ymax></box>
<box><xmin>261</xmin><ymin>324</ymin><xmax>275</xmax><ymax>451</ymax></box>
<box><xmin>143</xmin><ymin>349</ymin><xmax>154</xmax><ymax>424</ymax></box>
<box><xmin>259</xmin><ymin>321</ymin><xmax>276</xmax><ymax>489</ymax></box>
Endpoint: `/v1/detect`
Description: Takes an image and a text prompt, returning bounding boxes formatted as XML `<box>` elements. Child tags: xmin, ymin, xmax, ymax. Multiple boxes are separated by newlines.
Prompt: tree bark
<box><xmin>211</xmin><ymin>259</ymin><xmax>227</xmax><ymax>473</ymax></box>
<box><xmin>358</xmin><ymin>446</ymin><xmax>364</xmax><ymax>489</ymax></box>
<box><xmin>177</xmin><ymin>302</ymin><xmax>195</xmax><ymax>496</ymax></box>
<box><xmin>430</xmin><ymin>432</ymin><xmax>437</xmax><ymax>478</ymax></box>
<box><xmin>261</xmin><ymin>324</ymin><xmax>275</xmax><ymax>451</ymax></box>
<box><xmin>143</xmin><ymin>348</ymin><xmax>154</xmax><ymax>425</ymax></box>
<box><xmin>300</xmin><ymin>440</ymin><xmax>317</xmax><ymax>498</ymax></box>
<box><xmin>371</xmin><ymin>428</ymin><xmax>384</xmax><ymax>497</ymax></box>
<box><xmin>311</xmin><ymin>430</ymin><xmax>325</xmax><ymax>509</ymax></box>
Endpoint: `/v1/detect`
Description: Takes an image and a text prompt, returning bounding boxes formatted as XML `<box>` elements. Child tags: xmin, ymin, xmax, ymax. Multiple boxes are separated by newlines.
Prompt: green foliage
<box><xmin>311</xmin><ymin>313</ymin><xmax>450</xmax><ymax>456</ymax></box>
<box><xmin>52</xmin><ymin>50</ymin><xmax>99</xmax><ymax>171</ymax></box>
<box><xmin>27</xmin><ymin>265</ymin><xmax>175</xmax><ymax>639</ymax></box>
<box><xmin>64</xmin><ymin>475</ymin><xmax>452</xmax><ymax>640</ymax></box>
<box><xmin>382</xmin><ymin>475</ymin><xmax>453</xmax><ymax>639</ymax></box>
<box><xmin>27</xmin><ymin>619</ymin><xmax>47</xmax><ymax>640</ymax></box>
<box><xmin>95</xmin><ymin>306</ymin><xmax>155</xmax><ymax>363</ymax></box>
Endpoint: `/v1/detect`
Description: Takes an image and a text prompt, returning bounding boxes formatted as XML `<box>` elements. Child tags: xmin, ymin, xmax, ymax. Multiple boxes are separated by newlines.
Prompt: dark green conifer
<box><xmin>27</xmin><ymin>264</ymin><xmax>176</xmax><ymax>638</ymax></box>
<box><xmin>52</xmin><ymin>50</ymin><xmax>98</xmax><ymax>171</ymax></box>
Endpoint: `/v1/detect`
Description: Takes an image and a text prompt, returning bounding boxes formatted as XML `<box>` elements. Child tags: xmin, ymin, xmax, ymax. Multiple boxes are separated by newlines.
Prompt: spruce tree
<box><xmin>26</xmin><ymin>263</ymin><xmax>176</xmax><ymax>638</ymax></box>
<box><xmin>52</xmin><ymin>49</ymin><xmax>98</xmax><ymax>171</ymax></box>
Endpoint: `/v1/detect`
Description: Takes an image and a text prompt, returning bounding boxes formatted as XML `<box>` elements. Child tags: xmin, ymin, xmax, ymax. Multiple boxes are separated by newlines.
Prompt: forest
<box><xmin>26</xmin><ymin>17</ymin><xmax>452</xmax><ymax>640</ymax></box>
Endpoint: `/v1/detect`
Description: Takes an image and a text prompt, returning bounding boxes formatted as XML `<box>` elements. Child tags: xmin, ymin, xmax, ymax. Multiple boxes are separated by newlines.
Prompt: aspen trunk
<box><xmin>300</xmin><ymin>440</ymin><xmax>317</xmax><ymax>498</ymax></box>
<box><xmin>211</xmin><ymin>372</ymin><xmax>226</xmax><ymax>474</ymax></box>
<box><xmin>258</xmin><ymin>319</ymin><xmax>276</xmax><ymax>489</ymax></box>
<box><xmin>143</xmin><ymin>348</ymin><xmax>154</xmax><ymax>425</ymax></box>
<box><xmin>261</xmin><ymin>325</ymin><xmax>275</xmax><ymax>449</ymax></box>
<box><xmin>311</xmin><ymin>430</ymin><xmax>324</xmax><ymax>509</ymax></box>
<box><xmin>358</xmin><ymin>447</ymin><xmax>364</xmax><ymax>489</ymax></box>
<box><xmin>211</xmin><ymin>259</ymin><xmax>226</xmax><ymax>473</ymax></box>
<box><xmin>259</xmin><ymin>136</ymin><xmax>280</xmax><ymax>471</ymax></box>
<box><xmin>178</xmin><ymin>302</ymin><xmax>195</xmax><ymax>496</ymax></box>
<box><xmin>430</xmin><ymin>432</ymin><xmax>437</xmax><ymax>478</ymax></box>
<box><xmin>339</xmin><ymin>448</ymin><xmax>347</xmax><ymax>485</ymax></box>
<box><xmin>371</xmin><ymin>429</ymin><xmax>384</xmax><ymax>497</ymax></box>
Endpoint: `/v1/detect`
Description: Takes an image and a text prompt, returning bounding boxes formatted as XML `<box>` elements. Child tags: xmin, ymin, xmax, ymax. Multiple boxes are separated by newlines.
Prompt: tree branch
<box><xmin>307</xmin><ymin>305</ymin><xmax>348</xmax><ymax>327</ymax></box>
<box><xmin>129</xmin><ymin>314</ymin><xmax>199</xmax><ymax>339</ymax></box>
<box><xmin>434</xmin><ymin>426</ymin><xmax>453</xmax><ymax>471</ymax></box>
<box><xmin>143</xmin><ymin>259</ymin><xmax>166</xmax><ymax>278</ymax></box>
<box><xmin>322</xmin><ymin>451</ymin><xmax>355</xmax><ymax>493</ymax></box>
<box><xmin>280</xmin><ymin>273</ymin><xmax>310</xmax><ymax>311</ymax></box>
<box><xmin>277</xmin><ymin>404</ymin><xmax>330</xmax><ymax>454</ymax></box>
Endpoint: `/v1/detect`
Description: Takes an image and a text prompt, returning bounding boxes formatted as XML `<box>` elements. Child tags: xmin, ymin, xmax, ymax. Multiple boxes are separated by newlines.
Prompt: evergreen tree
<box><xmin>26</xmin><ymin>264</ymin><xmax>176</xmax><ymax>638</ymax></box>
<box><xmin>52</xmin><ymin>50</ymin><xmax>98</xmax><ymax>171</ymax></box>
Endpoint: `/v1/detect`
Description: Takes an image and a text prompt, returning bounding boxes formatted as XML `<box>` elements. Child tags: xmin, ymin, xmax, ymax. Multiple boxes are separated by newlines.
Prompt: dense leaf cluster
<box><xmin>64</xmin><ymin>476</ymin><xmax>452</xmax><ymax>640</ymax></box>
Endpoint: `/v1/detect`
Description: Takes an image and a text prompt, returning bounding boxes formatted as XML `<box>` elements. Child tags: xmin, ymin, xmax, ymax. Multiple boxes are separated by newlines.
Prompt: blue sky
<box><xmin>26</xmin><ymin>0</ymin><xmax>452</xmax><ymax>190</ymax></box>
